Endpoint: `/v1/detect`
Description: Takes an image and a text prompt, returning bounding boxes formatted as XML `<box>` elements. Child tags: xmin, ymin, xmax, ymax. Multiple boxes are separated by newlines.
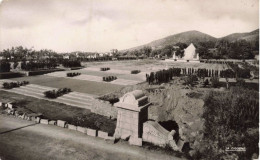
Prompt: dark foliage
<box><xmin>102</xmin><ymin>76</ymin><xmax>117</xmax><ymax>82</ymax></box>
<box><xmin>2</xmin><ymin>81</ymin><xmax>29</xmax><ymax>89</ymax></box>
<box><xmin>21</xmin><ymin>61</ymin><xmax>58</xmax><ymax>71</ymax></box>
<box><xmin>44</xmin><ymin>88</ymin><xmax>72</xmax><ymax>99</ymax></box>
<box><xmin>131</xmin><ymin>70</ymin><xmax>141</xmax><ymax>74</ymax></box>
<box><xmin>0</xmin><ymin>61</ymin><xmax>11</xmax><ymax>72</ymax></box>
<box><xmin>146</xmin><ymin>68</ymin><xmax>181</xmax><ymax>84</ymax></box>
<box><xmin>67</xmin><ymin>72</ymin><xmax>81</xmax><ymax>77</ymax></box>
<box><xmin>202</xmin><ymin>87</ymin><xmax>259</xmax><ymax>159</ymax></box>
<box><xmin>100</xmin><ymin>67</ymin><xmax>110</xmax><ymax>71</ymax></box>
<box><xmin>62</xmin><ymin>60</ymin><xmax>81</xmax><ymax>68</ymax></box>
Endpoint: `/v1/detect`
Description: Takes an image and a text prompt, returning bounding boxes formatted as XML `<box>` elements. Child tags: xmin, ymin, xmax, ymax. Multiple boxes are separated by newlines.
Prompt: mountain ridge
<box><xmin>124</xmin><ymin>29</ymin><xmax>259</xmax><ymax>51</ymax></box>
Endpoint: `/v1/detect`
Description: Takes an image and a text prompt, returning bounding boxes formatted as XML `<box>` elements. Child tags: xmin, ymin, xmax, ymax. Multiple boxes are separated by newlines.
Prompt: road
<box><xmin>0</xmin><ymin>115</ymin><xmax>185</xmax><ymax>160</ymax></box>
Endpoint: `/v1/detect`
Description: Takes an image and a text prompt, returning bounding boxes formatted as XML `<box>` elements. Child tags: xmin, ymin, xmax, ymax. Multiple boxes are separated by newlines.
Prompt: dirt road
<box><xmin>0</xmin><ymin>115</ymin><xmax>185</xmax><ymax>160</ymax></box>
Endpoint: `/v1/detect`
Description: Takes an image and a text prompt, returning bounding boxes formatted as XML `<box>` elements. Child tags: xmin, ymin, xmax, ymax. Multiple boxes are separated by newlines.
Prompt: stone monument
<box><xmin>114</xmin><ymin>90</ymin><xmax>150</xmax><ymax>146</ymax></box>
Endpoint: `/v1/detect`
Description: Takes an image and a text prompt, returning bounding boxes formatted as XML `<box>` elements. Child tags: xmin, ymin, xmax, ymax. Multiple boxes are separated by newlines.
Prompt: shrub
<box><xmin>236</xmin><ymin>78</ymin><xmax>246</xmax><ymax>87</ymax></box>
<box><xmin>183</xmin><ymin>75</ymin><xmax>198</xmax><ymax>86</ymax></box>
<box><xmin>100</xmin><ymin>67</ymin><xmax>110</xmax><ymax>71</ymax></box>
<box><xmin>210</xmin><ymin>77</ymin><xmax>220</xmax><ymax>88</ymax></box>
<box><xmin>44</xmin><ymin>88</ymin><xmax>72</xmax><ymax>99</ymax></box>
<box><xmin>67</xmin><ymin>72</ymin><xmax>81</xmax><ymax>77</ymax></box>
<box><xmin>62</xmin><ymin>60</ymin><xmax>81</xmax><ymax>68</ymax></box>
<box><xmin>131</xmin><ymin>70</ymin><xmax>141</xmax><ymax>74</ymax></box>
<box><xmin>202</xmin><ymin>87</ymin><xmax>259</xmax><ymax>159</ymax></box>
<box><xmin>0</xmin><ymin>61</ymin><xmax>11</xmax><ymax>72</ymax></box>
<box><xmin>2</xmin><ymin>81</ymin><xmax>29</xmax><ymax>89</ymax></box>
<box><xmin>21</xmin><ymin>61</ymin><xmax>58</xmax><ymax>71</ymax></box>
<box><xmin>102</xmin><ymin>76</ymin><xmax>117</xmax><ymax>82</ymax></box>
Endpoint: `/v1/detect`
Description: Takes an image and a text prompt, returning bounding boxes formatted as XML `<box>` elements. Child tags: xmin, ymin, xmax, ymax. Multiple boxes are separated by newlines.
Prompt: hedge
<box><xmin>100</xmin><ymin>67</ymin><xmax>110</xmax><ymax>71</ymax></box>
<box><xmin>102</xmin><ymin>76</ymin><xmax>117</xmax><ymax>82</ymax></box>
<box><xmin>67</xmin><ymin>72</ymin><xmax>81</xmax><ymax>77</ymax></box>
<box><xmin>2</xmin><ymin>81</ymin><xmax>29</xmax><ymax>89</ymax></box>
<box><xmin>44</xmin><ymin>88</ymin><xmax>72</xmax><ymax>99</ymax></box>
<box><xmin>131</xmin><ymin>70</ymin><xmax>141</xmax><ymax>74</ymax></box>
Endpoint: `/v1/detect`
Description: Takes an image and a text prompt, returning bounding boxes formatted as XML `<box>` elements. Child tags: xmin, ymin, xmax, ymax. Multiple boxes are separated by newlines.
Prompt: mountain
<box><xmin>126</xmin><ymin>30</ymin><xmax>217</xmax><ymax>51</ymax></box>
<box><xmin>124</xmin><ymin>29</ymin><xmax>259</xmax><ymax>51</ymax></box>
<box><xmin>220</xmin><ymin>29</ymin><xmax>259</xmax><ymax>42</ymax></box>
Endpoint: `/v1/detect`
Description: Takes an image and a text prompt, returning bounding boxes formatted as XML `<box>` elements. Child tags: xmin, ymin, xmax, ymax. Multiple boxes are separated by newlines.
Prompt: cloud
<box><xmin>0</xmin><ymin>0</ymin><xmax>258</xmax><ymax>52</ymax></box>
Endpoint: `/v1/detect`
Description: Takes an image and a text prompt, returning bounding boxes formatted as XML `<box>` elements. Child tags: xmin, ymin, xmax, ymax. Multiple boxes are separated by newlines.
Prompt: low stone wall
<box><xmin>57</xmin><ymin>120</ymin><xmax>67</xmax><ymax>128</ymax></box>
<box><xmin>40</xmin><ymin>119</ymin><xmax>49</xmax><ymax>125</ymax></box>
<box><xmin>91</xmin><ymin>99</ymin><xmax>117</xmax><ymax>119</ymax></box>
<box><xmin>98</xmin><ymin>131</ymin><xmax>108</xmax><ymax>139</ymax></box>
<box><xmin>77</xmin><ymin>126</ymin><xmax>87</xmax><ymax>134</ymax></box>
<box><xmin>68</xmin><ymin>124</ymin><xmax>77</xmax><ymax>130</ymax></box>
<box><xmin>87</xmin><ymin>128</ymin><xmax>97</xmax><ymax>137</ymax></box>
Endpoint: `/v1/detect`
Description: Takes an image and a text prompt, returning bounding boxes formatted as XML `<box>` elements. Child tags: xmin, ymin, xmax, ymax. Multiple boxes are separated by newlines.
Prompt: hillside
<box><xmin>220</xmin><ymin>29</ymin><xmax>259</xmax><ymax>42</ymax></box>
<box><xmin>127</xmin><ymin>30</ymin><xmax>217</xmax><ymax>51</ymax></box>
<box><xmin>124</xmin><ymin>29</ymin><xmax>259</xmax><ymax>51</ymax></box>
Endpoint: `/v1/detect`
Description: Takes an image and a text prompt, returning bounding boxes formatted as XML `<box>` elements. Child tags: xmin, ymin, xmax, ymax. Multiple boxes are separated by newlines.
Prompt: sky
<box><xmin>0</xmin><ymin>0</ymin><xmax>259</xmax><ymax>52</ymax></box>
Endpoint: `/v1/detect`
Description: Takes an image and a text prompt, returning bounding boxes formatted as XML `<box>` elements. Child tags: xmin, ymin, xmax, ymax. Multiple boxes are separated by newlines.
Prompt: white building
<box><xmin>172</xmin><ymin>43</ymin><xmax>199</xmax><ymax>62</ymax></box>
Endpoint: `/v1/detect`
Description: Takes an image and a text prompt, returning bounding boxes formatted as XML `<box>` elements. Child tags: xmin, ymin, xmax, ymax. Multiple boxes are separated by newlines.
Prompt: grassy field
<box><xmin>83</xmin><ymin>59</ymin><xmax>230</xmax><ymax>72</ymax></box>
<box><xmin>9</xmin><ymin>75</ymin><xmax>123</xmax><ymax>96</ymax></box>
<box><xmin>0</xmin><ymin>90</ymin><xmax>116</xmax><ymax>134</ymax></box>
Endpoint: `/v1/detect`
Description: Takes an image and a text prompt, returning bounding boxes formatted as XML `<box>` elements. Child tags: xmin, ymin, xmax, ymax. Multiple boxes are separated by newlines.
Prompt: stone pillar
<box><xmin>114</xmin><ymin>90</ymin><xmax>150</xmax><ymax>146</ymax></box>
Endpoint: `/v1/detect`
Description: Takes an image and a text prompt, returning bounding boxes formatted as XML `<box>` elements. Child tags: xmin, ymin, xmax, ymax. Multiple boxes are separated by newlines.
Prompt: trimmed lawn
<box><xmin>9</xmin><ymin>75</ymin><xmax>123</xmax><ymax>96</ymax></box>
<box><xmin>0</xmin><ymin>90</ymin><xmax>116</xmax><ymax>134</ymax></box>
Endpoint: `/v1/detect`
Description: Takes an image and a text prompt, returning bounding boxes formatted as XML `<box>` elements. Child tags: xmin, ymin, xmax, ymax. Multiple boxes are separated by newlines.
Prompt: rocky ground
<box><xmin>99</xmin><ymin>78</ymin><xmax>210</xmax><ymax>157</ymax></box>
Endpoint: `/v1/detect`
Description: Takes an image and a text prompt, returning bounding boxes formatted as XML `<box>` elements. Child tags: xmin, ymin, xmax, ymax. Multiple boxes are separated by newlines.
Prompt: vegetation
<box><xmin>210</xmin><ymin>77</ymin><xmax>220</xmax><ymax>88</ymax></box>
<box><xmin>183</xmin><ymin>75</ymin><xmax>198</xmax><ymax>86</ymax></box>
<box><xmin>131</xmin><ymin>70</ymin><xmax>141</xmax><ymax>74</ymax></box>
<box><xmin>0</xmin><ymin>61</ymin><xmax>11</xmax><ymax>72</ymax></box>
<box><xmin>100</xmin><ymin>67</ymin><xmax>110</xmax><ymax>71</ymax></box>
<box><xmin>21</xmin><ymin>60</ymin><xmax>58</xmax><ymax>71</ymax></box>
<box><xmin>67</xmin><ymin>72</ymin><xmax>81</xmax><ymax>77</ymax></box>
<box><xmin>146</xmin><ymin>68</ymin><xmax>181</xmax><ymax>84</ymax></box>
<box><xmin>102</xmin><ymin>76</ymin><xmax>117</xmax><ymax>82</ymax></box>
<box><xmin>2</xmin><ymin>81</ymin><xmax>29</xmax><ymax>89</ymax></box>
<box><xmin>202</xmin><ymin>87</ymin><xmax>259</xmax><ymax>159</ymax></box>
<box><xmin>62</xmin><ymin>60</ymin><xmax>81</xmax><ymax>68</ymax></box>
<box><xmin>44</xmin><ymin>88</ymin><xmax>72</xmax><ymax>99</ymax></box>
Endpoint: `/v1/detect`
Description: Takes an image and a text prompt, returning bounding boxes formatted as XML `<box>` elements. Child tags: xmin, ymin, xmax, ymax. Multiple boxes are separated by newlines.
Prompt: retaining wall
<box><xmin>87</xmin><ymin>128</ymin><xmax>97</xmax><ymax>137</ymax></box>
<box><xmin>91</xmin><ymin>99</ymin><xmax>117</xmax><ymax>119</ymax></box>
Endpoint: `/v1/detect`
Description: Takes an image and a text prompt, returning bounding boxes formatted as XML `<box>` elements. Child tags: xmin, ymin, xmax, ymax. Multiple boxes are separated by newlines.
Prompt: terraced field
<box><xmin>0</xmin><ymin>79</ymin><xmax>95</xmax><ymax>110</ymax></box>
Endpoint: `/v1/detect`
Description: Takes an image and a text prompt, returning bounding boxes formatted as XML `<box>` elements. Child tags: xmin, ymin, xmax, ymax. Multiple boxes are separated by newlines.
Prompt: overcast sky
<box><xmin>0</xmin><ymin>0</ymin><xmax>259</xmax><ymax>52</ymax></box>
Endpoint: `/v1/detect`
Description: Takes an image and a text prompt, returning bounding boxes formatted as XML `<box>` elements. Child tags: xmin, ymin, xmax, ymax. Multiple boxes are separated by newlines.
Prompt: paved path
<box><xmin>0</xmin><ymin>115</ymin><xmax>185</xmax><ymax>160</ymax></box>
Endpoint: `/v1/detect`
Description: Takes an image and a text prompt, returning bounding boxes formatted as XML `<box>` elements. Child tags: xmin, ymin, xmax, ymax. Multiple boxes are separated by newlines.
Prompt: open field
<box><xmin>8</xmin><ymin>75</ymin><xmax>123</xmax><ymax>96</ymax></box>
<box><xmin>83</xmin><ymin>59</ymin><xmax>230</xmax><ymax>72</ymax></box>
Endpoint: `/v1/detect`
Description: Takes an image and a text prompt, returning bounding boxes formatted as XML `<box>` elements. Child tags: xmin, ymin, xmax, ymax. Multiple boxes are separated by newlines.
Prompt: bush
<box><xmin>2</xmin><ymin>81</ymin><xmax>29</xmax><ymax>89</ymax></box>
<box><xmin>62</xmin><ymin>60</ymin><xmax>81</xmax><ymax>68</ymax></box>
<box><xmin>184</xmin><ymin>75</ymin><xmax>198</xmax><ymax>86</ymax></box>
<box><xmin>102</xmin><ymin>76</ymin><xmax>117</xmax><ymax>82</ymax></box>
<box><xmin>202</xmin><ymin>87</ymin><xmax>259</xmax><ymax>159</ymax></box>
<box><xmin>210</xmin><ymin>77</ymin><xmax>220</xmax><ymax>88</ymax></box>
<box><xmin>67</xmin><ymin>72</ymin><xmax>81</xmax><ymax>77</ymax></box>
<box><xmin>131</xmin><ymin>70</ymin><xmax>141</xmax><ymax>74</ymax></box>
<box><xmin>236</xmin><ymin>78</ymin><xmax>246</xmax><ymax>87</ymax></box>
<box><xmin>0</xmin><ymin>61</ymin><xmax>11</xmax><ymax>72</ymax></box>
<box><xmin>44</xmin><ymin>88</ymin><xmax>72</xmax><ymax>99</ymax></box>
<box><xmin>21</xmin><ymin>61</ymin><xmax>58</xmax><ymax>71</ymax></box>
<box><xmin>100</xmin><ymin>67</ymin><xmax>110</xmax><ymax>71</ymax></box>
